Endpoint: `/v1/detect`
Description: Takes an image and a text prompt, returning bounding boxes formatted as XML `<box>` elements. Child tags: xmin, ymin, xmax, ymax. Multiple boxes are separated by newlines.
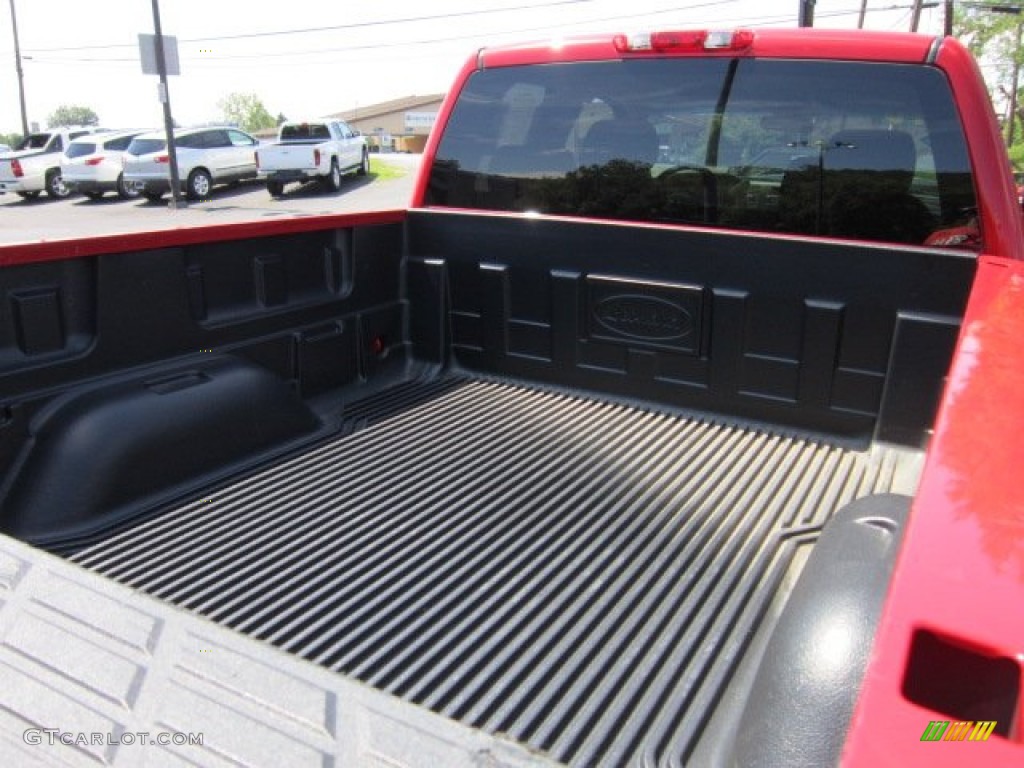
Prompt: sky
<box><xmin>0</xmin><ymin>1</ymin><xmax>948</xmax><ymax>135</ymax></box>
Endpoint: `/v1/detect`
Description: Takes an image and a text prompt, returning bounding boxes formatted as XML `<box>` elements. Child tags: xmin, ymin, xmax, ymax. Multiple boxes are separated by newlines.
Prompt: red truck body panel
<box><xmin>844</xmin><ymin>254</ymin><xmax>1024</xmax><ymax>764</ymax></box>
<box><xmin>477</xmin><ymin>28</ymin><xmax>938</xmax><ymax>68</ymax></box>
<box><xmin>0</xmin><ymin>209</ymin><xmax>407</xmax><ymax>267</ymax></box>
<box><xmin>935</xmin><ymin>39</ymin><xmax>1024</xmax><ymax>261</ymax></box>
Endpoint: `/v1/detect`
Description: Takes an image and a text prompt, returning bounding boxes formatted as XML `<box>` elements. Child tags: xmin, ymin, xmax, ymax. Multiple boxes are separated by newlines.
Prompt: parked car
<box><xmin>0</xmin><ymin>127</ymin><xmax>104</xmax><ymax>199</ymax></box>
<box><xmin>61</xmin><ymin>129</ymin><xmax>150</xmax><ymax>200</ymax></box>
<box><xmin>122</xmin><ymin>126</ymin><xmax>259</xmax><ymax>202</ymax></box>
<box><xmin>256</xmin><ymin>119</ymin><xmax>368</xmax><ymax>196</ymax></box>
<box><xmin>0</xmin><ymin>143</ymin><xmax>11</xmax><ymax>155</ymax></box>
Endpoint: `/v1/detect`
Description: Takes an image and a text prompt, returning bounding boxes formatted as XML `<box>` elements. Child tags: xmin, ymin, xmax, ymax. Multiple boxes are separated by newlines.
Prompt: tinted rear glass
<box><xmin>19</xmin><ymin>134</ymin><xmax>51</xmax><ymax>150</ymax></box>
<box><xmin>127</xmin><ymin>138</ymin><xmax>167</xmax><ymax>155</ymax></box>
<box><xmin>175</xmin><ymin>133</ymin><xmax>205</xmax><ymax>149</ymax></box>
<box><xmin>185</xmin><ymin>130</ymin><xmax>231</xmax><ymax>149</ymax></box>
<box><xmin>209</xmin><ymin>131</ymin><xmax>232</xmax><ymax>148</ymax></box>
<box><xmin>281</xmin><ymin>124</ymin><xmax>332</xmax><ymax>141</ymax></box>
<box><xmin>228</xmin><ymin>130</ymin><xmax>254</xmax><ymax>146</ymax></box>
<box><xmin>104</xmin><ymin>135</ymin><xmax>137</xmax><ymax>152</ymax></box>
<box><xmin>65</xmin><ymin>142</ymin><xmax>97</xmax><ymax>159</ymax></box>
<box><xmin>426</xmin><ymin>58</ymin><xmax>978</xmax><ymax>248</ymax></box>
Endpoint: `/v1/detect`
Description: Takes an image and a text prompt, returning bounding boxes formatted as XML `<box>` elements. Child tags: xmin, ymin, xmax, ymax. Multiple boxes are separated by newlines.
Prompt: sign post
<box><xmin>140</xmin><ymin>0</ymin><xmax>183</xmax><ymax>208</ymax></box>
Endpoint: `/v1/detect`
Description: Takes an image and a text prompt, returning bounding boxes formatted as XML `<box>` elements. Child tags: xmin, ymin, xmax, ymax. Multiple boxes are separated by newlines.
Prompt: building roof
<box><xmin>330</xmin><ymin>94</ymin><xmax>446</xmax><ymax>122</ymax></box>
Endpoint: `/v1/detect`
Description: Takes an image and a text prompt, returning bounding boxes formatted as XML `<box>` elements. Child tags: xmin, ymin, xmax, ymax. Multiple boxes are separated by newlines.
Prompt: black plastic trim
<box><xmin>0</xmin><ymin>356</ymin><xmax>322</xmax><ymax>543</ymax></box>
<box><xmin>727</xmin><ymin>493</ymin><xmax>912</xmax><ymax>768</ymax></box>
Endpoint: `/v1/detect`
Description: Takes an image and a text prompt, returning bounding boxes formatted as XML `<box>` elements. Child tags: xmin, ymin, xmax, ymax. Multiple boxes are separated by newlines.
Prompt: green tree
<box><xmin>0</xmin><ymin>132</ymin><xmax>24</xmax><ymax>149</ymax></box>
<box><xmin>954</xmin><ymin>3</ymin><xmax>1024</xmax><ymax>152</ymax></box>
<box><xmin>218</xmin><ymin>92</ymin><xmax>276</xmax><ymax>133</ymax></box>
<box><xmin>47</xmin><ymin>105</ymin><xmax>100</xmax><ymax>127</ymax></box>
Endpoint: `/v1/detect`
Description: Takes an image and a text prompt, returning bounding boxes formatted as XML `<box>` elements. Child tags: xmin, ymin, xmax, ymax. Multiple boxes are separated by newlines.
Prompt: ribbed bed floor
<box><xmin>71</xmin><ymin>377</ymin><xmax>917</xmax><ymax>766</ymax></box>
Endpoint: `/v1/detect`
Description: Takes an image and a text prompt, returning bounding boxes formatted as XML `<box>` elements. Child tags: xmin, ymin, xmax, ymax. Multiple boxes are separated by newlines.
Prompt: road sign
<box><xmin>138</xmin><ymin>33</ymin><xmax>180</xmax><ymax>76</ymax></box>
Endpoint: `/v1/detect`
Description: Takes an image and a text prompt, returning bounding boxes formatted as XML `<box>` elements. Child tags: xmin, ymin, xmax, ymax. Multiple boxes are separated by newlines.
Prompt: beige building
<box><xmin>331</xmin><ymin>94</ymin><xmax>446</xmax><ymax>154</ymax></box>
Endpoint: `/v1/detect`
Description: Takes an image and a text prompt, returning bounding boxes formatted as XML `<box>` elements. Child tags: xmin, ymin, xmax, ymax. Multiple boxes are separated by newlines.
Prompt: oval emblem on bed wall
<box><xmin>593</xmin><ymin>295</ymin><xmax>692</xmax><ymax>341</ymax></box>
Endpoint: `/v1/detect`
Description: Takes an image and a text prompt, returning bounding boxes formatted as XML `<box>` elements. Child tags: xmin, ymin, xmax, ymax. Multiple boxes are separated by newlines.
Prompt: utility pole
<box><xmin>911</xmin><ymin>0</ymin><xmax>925</xmax><ymax>30</ymax></box>
<box><xmin>8</xmin><ymin>0</ymin><xmax>29</xmax><ymax>137</ymax></box>
<box><xmin>945</xmin><ymin>0</ymin><xmax>954</xmax><ymax>35</ymax></box>
<box><xmin>150</xmin><ymin>0</ymin><xmax>184</xmax><ymax>208</ymax></box>
<box><xmin>859</xmin><ymin>0</ymin><xmax>869</xmax><ymax>28</ymax></box>
<box><xmin>799</xmin><ymin>0</ymin><xmax>816</xmax><ymax>27</ymax></box>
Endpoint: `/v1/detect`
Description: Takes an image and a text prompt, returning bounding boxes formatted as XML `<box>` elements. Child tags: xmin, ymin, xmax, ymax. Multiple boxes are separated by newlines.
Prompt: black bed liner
<box><xmin>71</xmin><ymin>376</ymin><xmax>918</xmax><ymax>767</ymax></box>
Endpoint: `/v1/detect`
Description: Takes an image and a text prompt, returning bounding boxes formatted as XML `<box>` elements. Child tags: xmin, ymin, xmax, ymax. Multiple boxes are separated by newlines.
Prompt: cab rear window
<box><xmin>65</xmin><ymin>142</ymin><xmax>97</xmax><ymax>159</ymax></box>
<box><xmin>425</xmin><ymin>58</ymin><xmax>978</xmax><ymax>248</ymax></box>
<box><xmin>19</xmin><ymin>134</ymin><xmax>51</xmax><ymax>150</ymax></box>
<box><xmin>281</xmin><ymin>124</ymin><xmax>331</xmax><ymax>141</ymax></box>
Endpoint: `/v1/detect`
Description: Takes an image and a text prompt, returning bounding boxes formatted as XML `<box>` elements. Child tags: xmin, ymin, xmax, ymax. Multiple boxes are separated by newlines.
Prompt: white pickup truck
<box><xmin>0</xmin><ymin>127</ymin><xmax>101</xmax><ymax>199</ymax></box>
<box><xmin>256</xmin><ymin>119</ymin><xmax>369</xmax><ymax>197</ymax></box>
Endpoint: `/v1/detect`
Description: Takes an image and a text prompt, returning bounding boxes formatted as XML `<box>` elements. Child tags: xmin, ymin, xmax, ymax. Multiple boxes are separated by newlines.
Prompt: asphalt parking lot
<box><xmin>0</xmin><ymin>154</ymin><xmax>421</xmax><ymax>245</ymax></box>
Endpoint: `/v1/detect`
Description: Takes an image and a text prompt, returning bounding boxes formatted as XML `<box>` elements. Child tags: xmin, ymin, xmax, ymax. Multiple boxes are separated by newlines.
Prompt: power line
<box><xmin>11</xmin><ymin>1</ymin><xmax>747</xmax><ymax>64</ymax></box>
<box><xmin>17</xmin><ymin>0</ymin><xmax>603</xmax><ymax>53</ymax></box>
<box><xmin>6</xmin><ymin>1</ymin><xmax>938</xmax><ymax>65</ymax></box>
<box><xmin>8</xmin><ymin>0</ymin><xmax>741</xmax><ymax>57</ymax></box>
<box><xmin>180</xmin><ymin>1</ymin><xmax>745</xmax><ymax>61</ymax></box>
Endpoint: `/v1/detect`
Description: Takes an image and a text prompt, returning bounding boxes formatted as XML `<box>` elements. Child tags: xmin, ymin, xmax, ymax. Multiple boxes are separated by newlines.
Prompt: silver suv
<box><xmin>122</xmin><ymin>126</ymin><xmax>259</xmax><ymax>202</ymax></box>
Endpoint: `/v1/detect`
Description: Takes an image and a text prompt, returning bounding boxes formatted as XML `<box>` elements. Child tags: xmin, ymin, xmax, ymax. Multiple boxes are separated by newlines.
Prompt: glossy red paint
<box><xmin>0</xmin><ymin>209</ymin><xmax>407</xmax><ymax>267</ymax></box>
<box><xmin>413</xmin><ymin>52</ymin><xmax>477</xmax><ymax>208</ymax></box>
<box><xmin>937</xmin><ymin>38</ymin><xmax>1024</xmax><ymax>261</ymax></box>
<box><xmin>475</xmin><ymin>28</ymin><xmax>938</xmax><ymax>69</ymax></box>
<box><xmin>842</xmin><ymin>255</ymin><xmax>1024</xmax><ymax>766</ymax></box>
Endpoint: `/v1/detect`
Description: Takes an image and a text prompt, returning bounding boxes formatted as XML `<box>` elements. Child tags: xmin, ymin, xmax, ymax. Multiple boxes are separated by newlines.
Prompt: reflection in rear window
<box><xmin>426</xmin><ymin>59</ymin><xmax>979</xmax><ymax>248</ymax></box>
<box><xmin>127</xmin><ymin>138</ymin><xmax>167</xmax><ymax>155</ymax></box>
<box><xmin>65</xmin><ymin>143</ymin><xmax>97</xmax><ymax>159</ymax></box>
<box><xmin>281</xmin><ymin>123</ymin><xmax>331</xmax><ymax>141</ymax></box>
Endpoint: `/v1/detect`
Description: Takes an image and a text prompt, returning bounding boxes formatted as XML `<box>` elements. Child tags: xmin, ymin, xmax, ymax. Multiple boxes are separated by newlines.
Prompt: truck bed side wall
<box><xmin>0</xmin><ymin>221</ymin><xmax>407</xmax><ymax>542</ymax></box>
<box><xmin>407</xmin><ymin>210</ymin><xmax>976</xmax><ymax>443</ymax></box>
<box><xmin>0</xmin><ymin>210</ymin><xmax>976</xmax><ymax>541</ymax></box>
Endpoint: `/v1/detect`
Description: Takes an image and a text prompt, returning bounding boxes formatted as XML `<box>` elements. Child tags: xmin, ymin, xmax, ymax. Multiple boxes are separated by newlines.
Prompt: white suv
<box><xmin>61</xmin><ymin>130</ymin><xmax>150</xmax><ymax>200</ymax></box>
<box><xmin>122</xmin><ymin>126</ymin><xmax>259</xmax><ymax>202</ymax></box>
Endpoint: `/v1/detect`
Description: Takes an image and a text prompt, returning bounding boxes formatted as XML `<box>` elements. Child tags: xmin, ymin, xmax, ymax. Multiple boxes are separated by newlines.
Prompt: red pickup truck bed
<box><xmin>1</xmin><ymin>26</ymin><xmax>1022</xmax><ymax>768</ymax></box>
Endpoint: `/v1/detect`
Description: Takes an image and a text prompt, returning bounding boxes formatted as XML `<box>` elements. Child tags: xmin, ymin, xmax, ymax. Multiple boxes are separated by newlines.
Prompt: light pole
<box><xmin>150</xmin><ymin>0</ymin><xmax>184</xmax><ymax>208</ymax></box>
<box><xmin>799</xmin><ymin>0</ymin><xmax>816</xmax><ymax>27</ymax></box>
<box><xmin>8</xmin><ymin>0</ymin><xmax>29</xmax><ymax>137</ymax></box>
<box><xmin>912</xmin><ymin>0</ymin><xmax>925</xmax><ymax>30</ymax></box>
